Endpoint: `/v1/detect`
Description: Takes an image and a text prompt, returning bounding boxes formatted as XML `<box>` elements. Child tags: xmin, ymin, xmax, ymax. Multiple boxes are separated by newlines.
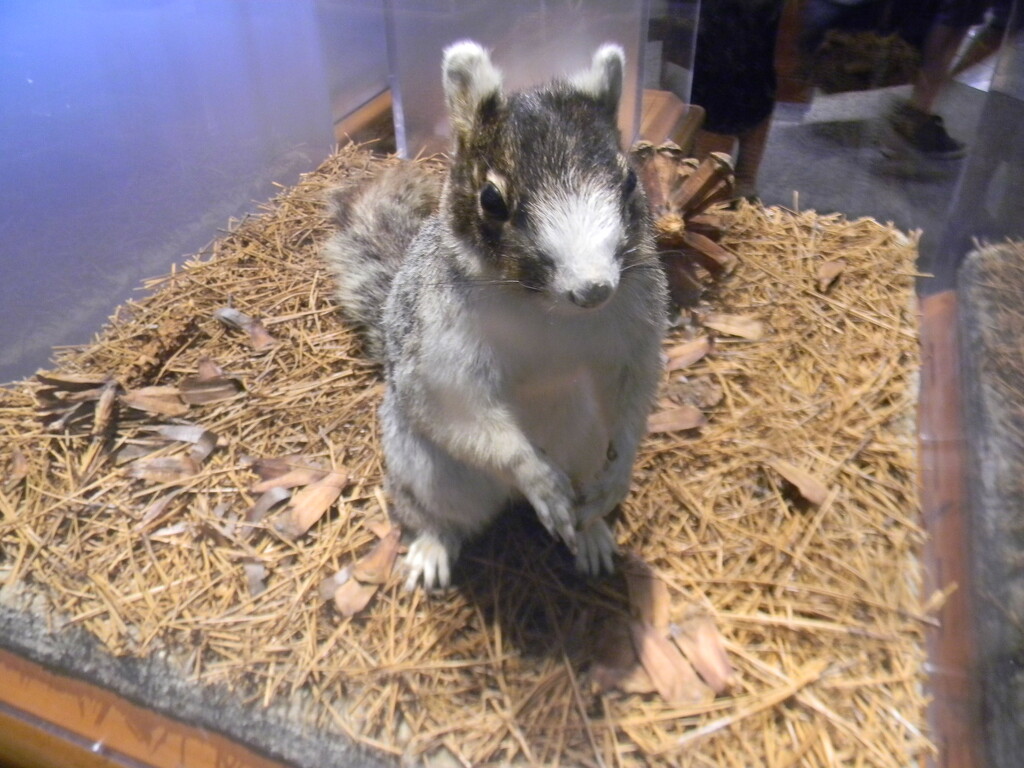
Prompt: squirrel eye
<box><xmin>479</xmin><ymin>182</ymin><xmax>510</xmax><ymax>221</ymax></box>
<box><xmin>623</xmin><ymin>168</ymin><xmax>638</xmax><ymax>197</ymax></box>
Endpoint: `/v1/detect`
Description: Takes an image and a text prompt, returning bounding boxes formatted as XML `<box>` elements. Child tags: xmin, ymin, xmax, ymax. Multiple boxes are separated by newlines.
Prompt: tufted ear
<box><xmin>571</xmin><ymin>43</ymin><xmax>624</xmax><ymax>118</ymax></box>
<box><xmin>442</xmin><ymin>40</ymin><xmax>504</xmax><ymax>138</ymax></box>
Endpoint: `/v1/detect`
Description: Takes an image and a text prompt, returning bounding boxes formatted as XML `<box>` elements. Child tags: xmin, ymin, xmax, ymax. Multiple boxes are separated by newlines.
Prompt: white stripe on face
<box><xmin>531</xmin><ymin>179</ymin><xmax>623</xmax><ymax>306</ymax></box>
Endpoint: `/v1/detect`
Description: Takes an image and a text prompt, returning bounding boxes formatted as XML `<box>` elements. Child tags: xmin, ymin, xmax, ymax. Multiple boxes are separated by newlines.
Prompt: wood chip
<box><xmin>135</xmin><ymin>489</ymin><xmax>185</xmax><ymax>530</ymax></box>
<box><xmin>126</xmin><ymin>456</ymin><xmax>199</xmax><ymax>484</ymax></box>
<box><xmin>274</xmin><ymin>470</ymin><xmax>348</xmax><ymax>538</ymax></box>
<box><xmin>245</xmin><ymin>318</ymin><xmax>279</xmax><ymax>353</ymax></box>
<box><xmin>34</xmin><ymin>371</ymin><xmax>111</xmax><ymax>390</ymax></box>
<box><xmin>351</xmin><ymin>526</ymin><xmax>402</xmax><ymax>585</ymax></box>
<box><xmin>647</xmin><ymin>405</ymin><xmax>706</xmax><ymax>434</ymax></box>
<box><xmin>701</xmin><ymin>312</ymin><xmax>765</xmax><ymax>340</ymax></box>
<box><xmin>665</xmin><ymin>336</ymin><xmax>711</xmax><ymax>371</ymax></box>
<box><xmin>178</xmin><ymin>375</ymin><xmax>243</xmax><ymax>405</ymax></box>
<box><xmin>319</xmin><ymin>567</ymin><xmax>351</xmax><ymax>601</ymax></box>
<box><xmin>244</xmin><ymin>486</ymin><xmax>292</xmax><ymax>525</ymax></box>
<box><xmin>91</xmin><ymin>380</ymin><xmax>119</xmax><ymax>437</ymax></box>
<box><xmin>196</xmin><ymin>356</ymin><xmax>226</xmax><ymax>381</ymax></box>
<box><xmin>4</xmin><ymin>448</ymin><xmax>31</xmax><ymax>490</ymax></box>
<box><xmin>622</xmin><ymin>552</ymin><xmax>672</xmax><ymax>629</ymax></box>
<box><xmin>213</xmin><ymin>307</ymin><xmax>278</xmax><ymax>352</ymax></box>
<box><xmin>332</xmin><ymin>578</ymin><xmax>379</xmax><ymax>617</ymax></box>
<box><xmin>213</xmin><ymin>307</ymin><xmax>255</xmax><ymax>330</ymax></box>
<box><xmin>251</xmin><ymin>466</ymin><xmax>328</xmax><ymax>493</ymax></box>
<box><xmin>147</xmin><ymin>424</ymin><xmax>219</xmax><ymax>463</ymax></box>
<box><xmin>120</xmin><ymin>386</ymin><xmax>189</xmax><ymax>417</ymax></box>
<box><xmin>365</xmin><ymin>517</ymin><xmax>394</xmax><ymax>540</ymax></box>
<box><xmin>770</xmin><ymin>460</ymin><xmax>831</xmax><ymax>506</ymax></box>
<box><xmin>671</xmin><ymin>610</ymin><xmax>736</xmax><ymax>694</ymax></box>
<box><xmin>630</xmin><ymin>619</ymin><xmax>714</xmax><ymax>706</ymax></box>
<box><xmin>243</xmin><ymin>455</ymin><xmax>313</xmax><ymax>481</ymax></box>
<box><xmin>817</xmin><ymin>259</ymin><xmax>847</xmax><ymax>293</ymax></box>
<box><xmin>243</xmin><ymin>562</ymin><xmax>268</xmax><ymax>597</ymax></box>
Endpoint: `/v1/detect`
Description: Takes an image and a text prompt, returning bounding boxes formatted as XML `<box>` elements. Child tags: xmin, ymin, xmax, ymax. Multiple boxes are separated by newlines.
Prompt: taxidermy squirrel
<box><xmin>324</xmin><ymin>41</ymin><xmax>667</xmax><ymax>589</ymax></box>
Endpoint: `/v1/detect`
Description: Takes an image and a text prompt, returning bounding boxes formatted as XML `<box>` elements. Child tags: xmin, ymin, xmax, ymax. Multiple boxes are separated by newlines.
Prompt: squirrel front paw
<box><xmin>574</xmin><ymin>517</ymin><xmax>617</xmax><ymax>576</ymax></box>
<box><xmin>404</xmin><ymin>532</ymin><xmax>458</xmax><ymax>591</ymax></box>
<box><xmin>519</xmin><ymin>464</ymin><xmax>577</xmax><ymax>553</ymax></box>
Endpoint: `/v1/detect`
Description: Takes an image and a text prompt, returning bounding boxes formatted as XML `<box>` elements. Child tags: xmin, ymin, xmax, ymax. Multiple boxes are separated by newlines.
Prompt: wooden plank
<box><xmin>917</xmin><ymin>290</ymin><xmax>983</xmax><ymax>768</ymax></box>
<box><xmin>0</xmin><ymin>649</ymin><xmax>292</xmax><ymax>768</ymax></box>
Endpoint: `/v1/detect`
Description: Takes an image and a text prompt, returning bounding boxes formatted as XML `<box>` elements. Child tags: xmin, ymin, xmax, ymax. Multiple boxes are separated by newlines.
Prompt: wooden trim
<box><xmin>0</xmin><ymin>649</ymin><xmax>291</xmax><ymax>768</ymax></box>
<box><xmin>917</xmin><ymin>290</ymin><xmax>983</xmax><ymax>768</ymax></box>
<box><xmin>0</xmin><ymin>703</ymin><xmax>125</xmax><ymax>768</ymax></box>
<box><xmin>334</xmin><ymin>90</ymin><xmax>393</xmax><ymax>145</ymax></box>
<box><xmin>640</xmin><ymin>89</ymin><xmax>686</xmax><ymax>144</ymax></box>
<box><xmin>639</xmin><ymin>90</ymin><xmax>705</xmax><ymax>154</ymax></box>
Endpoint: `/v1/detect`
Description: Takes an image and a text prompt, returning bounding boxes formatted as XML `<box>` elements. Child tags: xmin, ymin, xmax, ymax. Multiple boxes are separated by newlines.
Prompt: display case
<box><xmin>384</xmin><ymin>0</ymin><xmax>651</xmax><ymax>157</ymax></box>
<box><xmin>1</xmin><ymin>2</ymin><xmax>1023</xmax><ymax>767</ymax></box>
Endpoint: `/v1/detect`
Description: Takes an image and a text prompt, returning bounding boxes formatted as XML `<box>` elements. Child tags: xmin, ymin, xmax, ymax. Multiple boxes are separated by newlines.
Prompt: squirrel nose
<box><xmin>568</xmin><ymin>281</ymin><xmax>614</xmax><ymax>309</ymax></box>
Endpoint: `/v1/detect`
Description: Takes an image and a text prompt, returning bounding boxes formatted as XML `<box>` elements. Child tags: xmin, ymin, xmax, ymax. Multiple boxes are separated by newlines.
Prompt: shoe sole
<box><xmin>878</xmin><ymin>117</ymin><xmax>967</xmax><ymax>162</ymax></box>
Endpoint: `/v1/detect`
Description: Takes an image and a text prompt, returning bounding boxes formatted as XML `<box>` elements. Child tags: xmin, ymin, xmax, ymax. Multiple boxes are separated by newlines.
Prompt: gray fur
<box><xmin>323</xmin><ymin>164</ymin><xmax>441</xmax><ymax>360</ymax></box>
<box><xmin>325</xmin><ymin>42</ymin><xmax>668</xmax><ymax>589</ymax></box>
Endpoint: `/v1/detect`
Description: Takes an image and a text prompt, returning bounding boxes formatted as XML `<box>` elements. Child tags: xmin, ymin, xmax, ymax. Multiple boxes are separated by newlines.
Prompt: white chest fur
<box><xmin>472</xmin><ymin>287</ymin><xmax>632</xmax><ymax>487</ymax></box>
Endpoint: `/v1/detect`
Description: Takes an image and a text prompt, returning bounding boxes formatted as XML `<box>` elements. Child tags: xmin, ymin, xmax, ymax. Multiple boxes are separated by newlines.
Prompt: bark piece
<box><xmin>630</xmin><ymin>620</ymin><xmax>714</xmax><ymax>706</ymax></box>
<box><xmin>120</xmin><ymin>387</ymin><xmax>189</xmax><ymax>417</ymax></box>
<box><xmin>622</xmin><ymin>553</ymin><xmax>672</xmax><ymax>629</ymax></box>
<box><xmin>178</xmin><ymin>375</ymin><xmax>243</xmax><ymax>405</ymax></box>
<box><xmin>770</xmin><ymin>460</ymin><xmax>830</xmax><ymax>506</ymax></box>
<box><xmin>666</xmin><ymin>337</ymin><xmax>711</xmax><ymax>371</ymax></box>
<box><xmin>701</xmin><ymin>313</ymin><xmax>765</xmax><ymax>340</ymax></box>
<box><xmin>647</xmin><ymin>405</ymin><xmax>706</xmax><ymax>434</ymax></box>
<box><xmin>274</xmin><ymin>471</ymin><xmax>348</xmax><ymax>538</ymax></box>
<box><xmin>352</xmin><ymin>526</ymin><xmax>402</xmax><ymax>585</ymax></box>
<box><xmin>333</xmin><ymin>578</ymin><xmax>379</xmax><ymax>617</ymax></box>
<box><xmin>816</xmin><ymin>259</ymin><xmax>847</xmax><ymax>293</ymax></box>
<box><xmin>671</xmin><ymin>610</ymin><xmax>736</xmax><ymax>695</ymax></box>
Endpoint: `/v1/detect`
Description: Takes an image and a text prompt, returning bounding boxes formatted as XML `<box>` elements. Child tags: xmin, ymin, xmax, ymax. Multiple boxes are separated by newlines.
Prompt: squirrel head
<box><xmin>441</xmin><ymin>41</ymin><xmax>648</xmax><ymax>311</ymax></box>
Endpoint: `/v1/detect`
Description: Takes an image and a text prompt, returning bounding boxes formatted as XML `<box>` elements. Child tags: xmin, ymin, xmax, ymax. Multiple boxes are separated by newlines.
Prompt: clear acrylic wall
<box><xmin>0</xmin><ymin>0</ymin><xmax>389</xmax><ymax>384</ymax></box>
<box><xmin>385</xmin><ymin>0</ymin><xmax>651</xmax><ymax>157</ymax></box>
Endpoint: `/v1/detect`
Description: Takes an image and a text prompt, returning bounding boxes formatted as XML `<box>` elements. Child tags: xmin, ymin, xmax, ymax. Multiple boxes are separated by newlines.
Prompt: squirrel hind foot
<box><xmin>403</xmin><ymin>531</ymin><xmax>459</xmax><ymax>591</ymax></box>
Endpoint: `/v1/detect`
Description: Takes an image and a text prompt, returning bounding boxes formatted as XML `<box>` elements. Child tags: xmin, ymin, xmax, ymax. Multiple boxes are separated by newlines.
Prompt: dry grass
<box><xmin>0</xmin><ymin>144</ymin><xmax>928</xmax><ymax>766</ymax></box>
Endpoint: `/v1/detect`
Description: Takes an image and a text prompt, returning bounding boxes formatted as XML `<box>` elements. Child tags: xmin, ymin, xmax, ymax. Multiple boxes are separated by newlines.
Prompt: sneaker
<box><xmin>886</xmin><ymin>100</ymin><xmax>967</xmax><ymax>160</ymax></box>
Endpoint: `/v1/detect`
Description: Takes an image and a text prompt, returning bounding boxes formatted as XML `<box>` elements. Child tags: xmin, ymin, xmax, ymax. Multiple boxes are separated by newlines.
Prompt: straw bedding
<box><xmin>0</xmin><ymin>144</ymin><xmax>928</xmax><ymax>766</ymax></box>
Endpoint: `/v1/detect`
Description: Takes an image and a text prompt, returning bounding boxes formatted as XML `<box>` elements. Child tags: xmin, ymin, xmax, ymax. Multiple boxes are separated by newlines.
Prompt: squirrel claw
<box><xmin>403</xmin><ymin>532</ymin><xmax>454</xmax><ymax>591</ymax></box>
<box><xmin>559</xmin><ymin>522</ymin><xmax>578</xmax><ymax>554</ymax></box>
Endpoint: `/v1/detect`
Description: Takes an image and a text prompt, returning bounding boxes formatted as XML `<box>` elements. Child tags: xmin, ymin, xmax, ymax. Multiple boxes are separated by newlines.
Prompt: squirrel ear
<box><xmin>443</xmin><ymin>41</ymin><xmax>504</xmax><ymax>137</ymax></box>
<box><xmin>572</xmin><ymin>44</ymin><xmax>624</xmax><ymax>118</ymax></box>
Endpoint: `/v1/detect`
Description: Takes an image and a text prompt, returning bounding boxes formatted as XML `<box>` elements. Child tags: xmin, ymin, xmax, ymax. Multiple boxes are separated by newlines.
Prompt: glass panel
<box><xmin>0</xmin><ymin>1</ymin><xmax>384</xmax><ymax>384</ymax></box>
<box><xmin>384</xmin><ymin>0</ymin><xmax>651</xmax><ymax>157</ymax></box>
<box><xmin>647</xmin><ymin>0</ymin><xmax>700</xmax><ymax>102</ymax></box>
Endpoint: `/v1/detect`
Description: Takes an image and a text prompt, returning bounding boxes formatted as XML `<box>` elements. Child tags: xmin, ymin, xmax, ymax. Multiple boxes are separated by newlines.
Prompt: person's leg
<box><xmin>911</xmin><ymin>21</ymin><xmax>973</xmax><ymax>112</ymax></box>
<box><xmin>734</xmin><ymin>115</ymin><xmax>773</xmax><ymax>200</ymax></box>
<box><xmin>886</xmin><ymin>0</ymin><xmax>991</xmax><ymax>158</ymax></box>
